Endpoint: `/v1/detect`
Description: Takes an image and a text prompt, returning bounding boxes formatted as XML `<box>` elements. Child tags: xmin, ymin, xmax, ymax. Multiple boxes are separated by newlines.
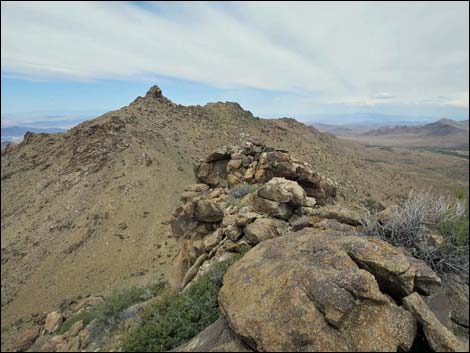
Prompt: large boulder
<box><xmin>14</xmin><ymin>326</ymin><xmax>41</xmax><ymax>352</ymax></box>
<box><xmin>403</xmin><ymin>293</ymin><xmax>468</xmax><ymax>352</ymax></box>
<box><xmin>257</xmin><ymin>177</ymin><xmax>306</xmax><ymax>206</ymax></box>
<box><xmin>219</xmin><ymin>228</ymin><xmax>417</xmax><ymax>352</ymax></box>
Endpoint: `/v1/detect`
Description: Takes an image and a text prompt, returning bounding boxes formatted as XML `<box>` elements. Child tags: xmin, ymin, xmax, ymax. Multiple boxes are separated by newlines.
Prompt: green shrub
<box><xmin>57</xmin><ymin>282</ymin><xmax>166</xmax><ymax>337</ymax></box>
<box><xmin>122</xmin><ymin>255</ymin><xmax>242</xmax><ymax>352</ymax></box>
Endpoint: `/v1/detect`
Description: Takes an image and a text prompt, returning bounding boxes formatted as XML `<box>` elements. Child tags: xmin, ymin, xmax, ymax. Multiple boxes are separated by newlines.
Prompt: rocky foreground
<box><xmin>12</xmin><ymin>141</ymin><xmax>469</xmax><ymax>352</ymax></box>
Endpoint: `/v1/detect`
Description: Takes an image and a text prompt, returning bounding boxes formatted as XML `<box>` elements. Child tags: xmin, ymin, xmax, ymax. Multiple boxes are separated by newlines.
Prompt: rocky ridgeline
<box><xmin>170</xmin><ymin>142</ymin><xmax>468</xmax><ymax>352</ymax></box>
<box><xmin>12</xmin><ymin>142</ymin><xmax>468</xmax><ymax>352</ymax></box>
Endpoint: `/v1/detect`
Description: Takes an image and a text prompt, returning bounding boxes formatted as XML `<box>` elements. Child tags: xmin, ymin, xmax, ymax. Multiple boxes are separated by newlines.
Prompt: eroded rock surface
<box><xmin>219</xmin><ymin>227</ymin><xmax>418</xmax><ymax>352</ymax></box>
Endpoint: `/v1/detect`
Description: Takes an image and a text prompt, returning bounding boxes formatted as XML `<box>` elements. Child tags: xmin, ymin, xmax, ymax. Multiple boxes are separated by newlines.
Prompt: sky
<box><xmin>1</xmin><ymin>1</ymin><xmax>469</xmax><ymax>128</ymax></box>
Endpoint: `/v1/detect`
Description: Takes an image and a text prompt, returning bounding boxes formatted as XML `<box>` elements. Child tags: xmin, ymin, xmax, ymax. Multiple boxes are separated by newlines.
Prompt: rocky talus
<box><xmin>168</xmin><ymin>142</ymin><xmax>468</xmax><ymax>352</ymax></box>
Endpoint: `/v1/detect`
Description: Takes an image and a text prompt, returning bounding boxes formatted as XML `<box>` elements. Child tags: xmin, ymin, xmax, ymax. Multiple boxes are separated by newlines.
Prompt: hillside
<box><xmin>354</xmin><ymin>118</ymin><xmax>469</xmax><ymax>148</ymax></box>
<box><xmin>1</xmin><ymin>85</ymin><xmax>467</xmax><ymax>336</ymax></box>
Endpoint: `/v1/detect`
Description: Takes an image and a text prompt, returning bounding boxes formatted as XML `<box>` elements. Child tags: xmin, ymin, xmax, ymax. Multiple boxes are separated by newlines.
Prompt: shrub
<box><xmin>57</xmin><ymin>282</ymin><xmax>166</xmax><ymax>337</ymax></box>
<box><xmin>362</xmin><ymin>190</ymin><xmax>468</xmax><ymax>275</ymax></box>
<box><xmin>122</xmin><ymin>255</ymin><xmax>242</xmax><ymax>352</ymax></box>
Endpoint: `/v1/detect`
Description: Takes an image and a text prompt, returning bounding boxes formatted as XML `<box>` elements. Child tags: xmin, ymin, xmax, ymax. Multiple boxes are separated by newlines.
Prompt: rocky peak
<box><xmin>145</xmin><ymin>84</ymin><xmax>163</xmax><ymax>99</ymax></box>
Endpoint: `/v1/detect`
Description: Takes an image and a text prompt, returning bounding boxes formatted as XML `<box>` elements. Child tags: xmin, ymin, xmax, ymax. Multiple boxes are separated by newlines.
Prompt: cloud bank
<box><xmin>1</xmin><ymin>1</ymin><xmax>469</xmax><ymax>110</ymax></box>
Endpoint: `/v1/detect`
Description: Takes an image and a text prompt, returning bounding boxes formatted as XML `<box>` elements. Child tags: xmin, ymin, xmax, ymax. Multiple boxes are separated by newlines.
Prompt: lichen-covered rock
<box><xmin>220</xmin><ymin>228</ymin><xmax>417</xmax><ymax>352</ymax></box>
<box><xmin>403</xmin><ymin>292</ymin><xmax>468</xmax><ymax>352</ymax></box>
<box><xmin>257</xmin><ymin>177</ymin><xmax>306</xmax><ymax>206</ymax></box>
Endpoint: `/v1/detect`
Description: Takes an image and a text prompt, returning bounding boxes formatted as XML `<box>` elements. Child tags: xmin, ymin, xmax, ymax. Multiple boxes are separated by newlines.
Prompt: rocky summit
<box><xmin>2</xmin><ymin>86</ymin><xmax>469</xmax><ymax>352</ymax></box>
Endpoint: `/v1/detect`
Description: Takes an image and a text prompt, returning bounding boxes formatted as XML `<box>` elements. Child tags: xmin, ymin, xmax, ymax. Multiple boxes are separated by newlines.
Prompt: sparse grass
<box><xmin>57</xmin><ymin>282</ymin><xmax>166</xmax><ymax>337</ymax></box>
<box><xmin>122</xmin><ymin>254</ymin><xmax>243</xmax><ymax>352</ymax></box>
<box><xmin>363</xmin><ymin>190</ymin><xmax>469</xmax><ymax>275</ymax></box>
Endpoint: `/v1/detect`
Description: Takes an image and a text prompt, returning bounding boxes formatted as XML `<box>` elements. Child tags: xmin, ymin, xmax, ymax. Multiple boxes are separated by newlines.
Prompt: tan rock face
<box><xmin>44</xmin><ymin>311</ymin><xmax>64</xmax><ymax>333</ymax></box>
<box><xmin>219</xmin><ymin>228</ymin><xmax>417</xmax><ymax>352</ymax></box>
<box><xmin>403</xmin><ymin>292</ymin><xmax>468</xmax><ymax>352</ymax></box>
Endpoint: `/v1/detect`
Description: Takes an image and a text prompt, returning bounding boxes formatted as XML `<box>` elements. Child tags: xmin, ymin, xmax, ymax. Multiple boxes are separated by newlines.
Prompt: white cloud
<box><xmin>1</xmin><ymin>1</ymin><xmax>469</xmax><ymax>109</ymax></box>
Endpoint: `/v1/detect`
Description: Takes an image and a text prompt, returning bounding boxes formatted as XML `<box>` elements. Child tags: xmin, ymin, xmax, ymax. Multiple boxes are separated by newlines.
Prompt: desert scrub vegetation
<box><xmin>56</xmin><ymin>282</ymin><xmax>166</xmax><ymax>338</ymax></box>
<box><xmin>363</xmin><ymin>189</ymin><xmax>468</xmax><ymax>275</ymax></box>
<box><xmin>225</xmin><ymin>183</ymin><xmax>259</xmax><ymax>208</ymax></box>
<box><xmin>122</xmin><ymin>254</ymin><xmax>242</xmax><ymax>352</ymax></box>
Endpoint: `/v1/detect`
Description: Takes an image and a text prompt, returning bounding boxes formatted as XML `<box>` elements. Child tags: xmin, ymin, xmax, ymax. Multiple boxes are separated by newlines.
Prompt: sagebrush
<box><xmin>362</xmin><ymin>190</ymin><xmax>468</xmax><ymax>275</ymax></box>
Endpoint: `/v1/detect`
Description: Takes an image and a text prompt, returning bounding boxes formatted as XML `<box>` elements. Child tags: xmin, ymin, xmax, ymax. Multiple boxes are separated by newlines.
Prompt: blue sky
<box><xmin>1</xmin><ymin>1</ymin><xmax>469</xmax><ymax>128</ymax></box>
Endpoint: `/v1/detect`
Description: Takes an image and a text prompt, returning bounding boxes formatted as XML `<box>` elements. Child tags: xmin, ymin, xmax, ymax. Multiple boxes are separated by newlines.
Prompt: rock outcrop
<box><xmin>169</xmin><ymin>142</ymin><xmax>468</xmax><ymax>352</ymax></box>
<box><xmin>170</xmin><ymin>141</ymin><xmax>338</xmax><ymax>289</ymax></box>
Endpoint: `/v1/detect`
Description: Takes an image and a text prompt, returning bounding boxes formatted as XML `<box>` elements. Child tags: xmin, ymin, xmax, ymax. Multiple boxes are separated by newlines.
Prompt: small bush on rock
<box><xmin>363</xmin><ymin>190</ymin><xmax>468</xmax><ymax>275</ymax></box>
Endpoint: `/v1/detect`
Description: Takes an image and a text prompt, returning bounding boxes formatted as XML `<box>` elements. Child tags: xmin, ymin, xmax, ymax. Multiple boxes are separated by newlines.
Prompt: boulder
<box><xmin>244</xmin><ymin>218</ymin><xmax>289</xmax><ymax>245</ymax></box>
<box><xmin>172</xmin><ymin>317</ymin><xmax>252</xmax><ymax>352</ymax></box>
<box><xmin>403</xmin><ymin>292</ymin><xmax>468</xmax><ymax>352</ymax></box>
<box><xmin>251</xmin><ymin>195</ymin><xmax>291</xmax><ymax>220</ymax></box>
<box><xmin>44</xmin><ymin>311</ymin><xmax>63</xmax><ymax>333</ymax></box>
<box><xmin>196</xmin><ymin>200</ymin><xmax>224</xmax><ymax>222</ymax></box>
<box><xmin>15</xmin><ymin>326</ymin><xmax>41</xmax><ymax>352</ymax></box>
<box><xmin>220</xmin><ymin>228</ymin><xmax>417</xmax><ymax>352</ymax></box>
<box><xmin>257</xmin><ymin>177</ymin><xmax>306</xmax><ymax>206</ymax></box>
<box><xmin>311</xmin><ymin>205</ymin><xmax>364</xmax><ymax>226</ymax></box>
<box><xmin>195</xmin><ymin>160</ymin><xmax>228</xmax><ymax>187</ymax></box>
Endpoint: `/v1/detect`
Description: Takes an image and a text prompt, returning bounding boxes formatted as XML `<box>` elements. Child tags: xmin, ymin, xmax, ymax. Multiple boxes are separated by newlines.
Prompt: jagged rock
<box><xmin>220</xmin><ymin>227</ymin><xmax>418</xmax><ymax>352</ymax></box>
<box><xmin>244</xmin><ymin>218</ymin><xmax>289</xmax><ymax>245</ymax></box>
<box><xmin>195</xmin><ymin>200</ymin><xmax>224</xmax><ymax>222</ymax></box>
<box><xmin>407</xmin><ymin>257</ymin><xmax>442</xmax><ymax>295</ymax></box>
<box><xmin>172</xmin><ymin>317</ymin><xmax>252</xmax><ymax>352</ymax></box>
<box><xmin>15</xmin><ymin>326</ymin><xmax>41</xmax><ymax>352</ymax></box>
<box><xmin>145</xmin><ymin>85</ymin><xmax>163</xmax><ymax>98</ymax></box>
<box><xmin>403</xmin><ymin>292</ymin><xmax>468</xmax><ymax>352</ymax></box>
<box><xmin>345</xmin><ymin>236</ymin><xmax>416</xmax><ymax>297</ymax></box>
<box><xmin>311</xmin><ymin>205</ymin><xmax>364</xmax><ymax>226</ymax></box>
<box><xmin>44</xmin><ymin>311</ymin><xmax>63</xmax><ymax>333</ymax></box>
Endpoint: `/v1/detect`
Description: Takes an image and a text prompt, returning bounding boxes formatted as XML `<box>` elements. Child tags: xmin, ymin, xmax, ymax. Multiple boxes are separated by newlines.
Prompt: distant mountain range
<box><xmin>339</xmin><ymin>118</ymin><xmax>469</xmax><ymax>149</ymax></box>
<box><xmin>1</xmin><ymin>126</ymin><xmax>66</xmax><ymax>143</ymax></box>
